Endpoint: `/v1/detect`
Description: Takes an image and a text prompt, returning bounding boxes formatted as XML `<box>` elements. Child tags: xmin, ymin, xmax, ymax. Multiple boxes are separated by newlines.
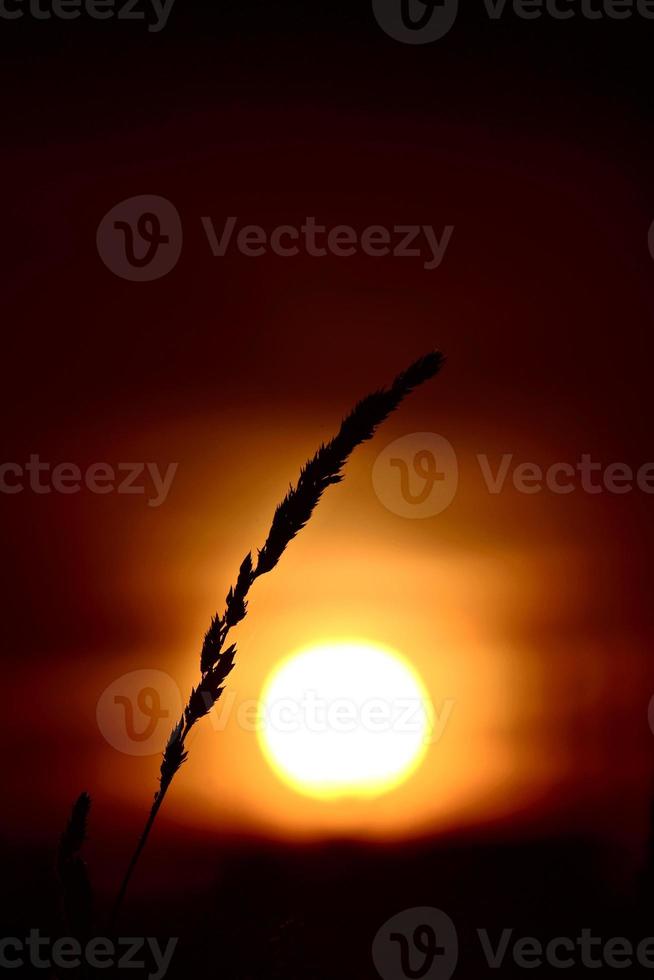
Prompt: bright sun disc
<box><xmin>258</xmin><ymin>640</ymin><xmax>432</xmax><ymax>799</ymax></box>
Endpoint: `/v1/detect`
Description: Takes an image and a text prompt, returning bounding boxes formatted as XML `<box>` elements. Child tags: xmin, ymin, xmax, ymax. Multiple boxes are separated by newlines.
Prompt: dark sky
<box><xmin>2</xmin><ymin>0</ymin><xmax>654</xmax><ymax>967</ymax></box>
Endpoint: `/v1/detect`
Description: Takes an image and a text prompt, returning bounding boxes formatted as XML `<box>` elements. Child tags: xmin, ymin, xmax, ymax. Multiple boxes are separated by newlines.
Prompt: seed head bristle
<box><xmin>112</xmin><ymin>351</ymin><xmax>445</xmax><ymax>922</ymax></box>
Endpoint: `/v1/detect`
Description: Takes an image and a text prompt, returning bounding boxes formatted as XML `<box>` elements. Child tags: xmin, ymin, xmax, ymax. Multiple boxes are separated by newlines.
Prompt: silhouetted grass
<box><xmin>57</xmin><ymin>792</ymin><xmax>93</xmax><ymax>939</ymax></box>
<box><xmin>111</xmin><ymin>351</ymin><xmax>445</xmax><ymax>922</ymax></box>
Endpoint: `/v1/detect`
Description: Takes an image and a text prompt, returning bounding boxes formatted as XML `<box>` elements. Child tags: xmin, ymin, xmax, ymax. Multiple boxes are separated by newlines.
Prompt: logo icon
<box><xmin>96</xmin><ymin>195</ymin><xmax>182</xmax><ymax>281</ymax></box>
<box><xmin>647</xmin><ymin>694</ymin><xmax>654</xmax><ymax>736</ymax></box>
<box><xmin>372</xmin><ymin>907</ymin><xmax>458</xmax><ymax>980</ymax></box>
<box><xmin>372</xmin><ymin>0</ymin><xmax>458</xmax><ymax>43</ymax></box>
<box><xmin>372</xmin><ymin>433</ymin><xmax>458</xmax><ymax>518</ymax></box>
<box><xmin>96</xmin><ymin>669</ymin><xmax>183</xmax><ymax>755</ymax></box>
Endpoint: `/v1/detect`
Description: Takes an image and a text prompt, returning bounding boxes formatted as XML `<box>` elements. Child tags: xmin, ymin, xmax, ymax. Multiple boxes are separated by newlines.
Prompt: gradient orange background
<box><xmin>2</xmin><ymin>22</ymin><xmax>654</xmax><ymax>924</ymax></box>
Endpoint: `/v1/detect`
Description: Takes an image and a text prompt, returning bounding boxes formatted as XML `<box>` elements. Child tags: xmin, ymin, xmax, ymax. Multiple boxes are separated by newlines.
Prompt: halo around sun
<box><xmin>258</xmin><ymin>640</ymin><xmax>432</xmax><ymax>799</ymax></box>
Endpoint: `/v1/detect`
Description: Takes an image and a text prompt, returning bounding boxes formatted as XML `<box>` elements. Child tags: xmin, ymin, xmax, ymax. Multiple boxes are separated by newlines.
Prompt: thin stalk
<box><xmin>110</xmin><ymin>786</ymin><xmax>167</xmax><ymax>926</ymax></box>
<box><xmin>111</xmin><ymin>351</ymin><xmax>445</xmax><ymax>923</ymax></box>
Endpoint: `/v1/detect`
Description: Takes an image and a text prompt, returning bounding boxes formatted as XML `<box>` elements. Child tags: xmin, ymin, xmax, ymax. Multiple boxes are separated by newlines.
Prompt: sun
<box><xmin>258</xmin><ymin>640</ymin><xmax>432</xmax><ymax>799</ymax></box>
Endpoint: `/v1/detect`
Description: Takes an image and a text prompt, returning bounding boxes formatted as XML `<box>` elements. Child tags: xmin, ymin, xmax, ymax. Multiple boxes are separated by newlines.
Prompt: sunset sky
<box><xmin>2</xmin><ymin>4</ymin><xmax>654</xmax><ymax>956</ymax></box>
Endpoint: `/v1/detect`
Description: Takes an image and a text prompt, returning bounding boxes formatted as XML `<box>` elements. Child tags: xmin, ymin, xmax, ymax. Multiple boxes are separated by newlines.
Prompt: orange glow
<box><xmin>257</xmin><ymin>640</ymin><xmax>431</xmax><ymax>799</ymax></box>
<box><xmin>56</xmin><ymin>414</ymin><xmax>629</xmax><ymax>846</ymax></box>
<box><xmin>172</xmin><ymin>537</ymin><xmax>518</xmax><ymax>840</ymax></box>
